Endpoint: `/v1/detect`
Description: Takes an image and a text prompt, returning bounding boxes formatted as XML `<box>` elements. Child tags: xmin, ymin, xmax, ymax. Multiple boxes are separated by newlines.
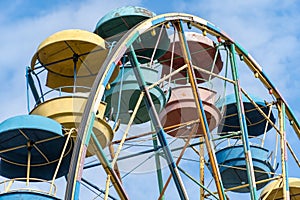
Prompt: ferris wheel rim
<box><xmin>66</xmin><ymin>12</ymin><xmax>300</xmax><ymax>200</ymax></box>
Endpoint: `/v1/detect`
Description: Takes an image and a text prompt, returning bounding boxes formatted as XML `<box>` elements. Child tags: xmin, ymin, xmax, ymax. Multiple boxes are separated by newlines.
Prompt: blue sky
<box><xmin>0</xmin><ymin>0</ymin><xmax>299</xmax><ymax>199</ymax></box>
<box><xmin>1</xmin><ymin>0</ymin><xmax>300</xmax><ymax>121</ymax></box>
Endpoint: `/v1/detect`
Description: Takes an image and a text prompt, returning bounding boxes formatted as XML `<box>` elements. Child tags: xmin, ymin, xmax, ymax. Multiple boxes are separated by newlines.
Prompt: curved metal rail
<box><xmin>65</xmin><ymin>13</ymin><xmax>300</xmax><ymax>200</ymax></box>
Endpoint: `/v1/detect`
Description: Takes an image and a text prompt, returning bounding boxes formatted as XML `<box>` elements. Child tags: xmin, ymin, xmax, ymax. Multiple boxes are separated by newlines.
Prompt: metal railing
<box><xmin>0</xmin><ymin>177</ymin><xmax>57</xmax><ymax>196</ymax></box>
<box><xmin>33</xmin><ymin>85</ymin><xmax>91</xmax><ymax>108</ymax></box>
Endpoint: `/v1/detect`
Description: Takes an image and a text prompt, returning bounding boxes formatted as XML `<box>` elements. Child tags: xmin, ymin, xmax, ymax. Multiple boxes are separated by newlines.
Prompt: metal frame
<box><xmin>60</xmin><ymin>12</ymin><xmax>300</xmax><ymax>200</ymax></box>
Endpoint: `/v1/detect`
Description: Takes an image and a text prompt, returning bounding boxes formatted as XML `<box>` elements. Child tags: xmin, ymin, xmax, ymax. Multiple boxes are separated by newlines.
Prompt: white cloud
<box><xmin>0</xmin><ymin>0</ymin><xmax>141</xmax><ymax>121</ymax></box>
<box><xmin>169</xmin><ymin>0</ymin><xmax>300</xmax><ymax>106</ymax></box>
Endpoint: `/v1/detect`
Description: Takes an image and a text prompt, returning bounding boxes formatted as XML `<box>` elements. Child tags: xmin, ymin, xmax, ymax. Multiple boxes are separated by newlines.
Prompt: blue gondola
<box><xmin>217</xmin><ymin>94</ymin><xmax>276</xmax><ymax>136</ymax></box>
<box><xmin>0</xmin><ymin>115</ymin><xmax>72</xmax><ymax>180</ymax></box>
<box><xmin>214</xmin><ymin>145</ymin><xmax>274</xmax><ymax>192</ymax></box>
<box><xmin>94</xmin><ymin>6</ymin><xmax>170</xmax><ymax>64</ymax></box>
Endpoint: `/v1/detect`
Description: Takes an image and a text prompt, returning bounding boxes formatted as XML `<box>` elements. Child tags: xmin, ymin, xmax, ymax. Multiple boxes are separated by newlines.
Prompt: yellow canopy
<box><xmin>260</xmin><ymin>177</ymin><xmax>300</xmax><ymax>199</ymax></box>
<box><xmin>31</xmin><ymin>29</ymin><xmax>119</xmax><ymax>92</ymax></box>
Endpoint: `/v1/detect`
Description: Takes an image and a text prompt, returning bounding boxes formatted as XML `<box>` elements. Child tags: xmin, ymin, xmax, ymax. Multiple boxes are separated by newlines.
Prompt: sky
<box><xmin>0</xmin><ymin>0</ymin><xmax>299</xmax><ymax>199</ymax></box>
<box><xmin>1</xmin><ymin>0</ymin><xmax>300</xmax><ymax>121</ymax></box>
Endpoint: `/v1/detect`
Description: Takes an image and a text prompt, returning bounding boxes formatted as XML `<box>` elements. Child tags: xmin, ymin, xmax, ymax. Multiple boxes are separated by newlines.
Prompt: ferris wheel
<box><xmin>0</xmin><ymin>6</ymin><xmax>299</xmax><ymax>200</ymax></box>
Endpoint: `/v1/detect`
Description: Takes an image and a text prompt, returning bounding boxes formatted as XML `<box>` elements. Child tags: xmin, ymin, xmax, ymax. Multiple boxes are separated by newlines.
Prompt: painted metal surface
<box><xmin>217</xmin><ymin>93</ymin><xmax>276</xmax><ymax>136</ymax></box>
<box><xmin>128</xmin><ymin>46</ymin><xmax>189</xmax><ymax>199</ymax></box>
<box><xmin>229</xmin><ymin>43</ymin><xmax>258</xmax><ymax>199</ymax></box>
<box><xmin>94</xmin><ymin>6</ymin><xmax>155</xmax><ymax>40</ymax></box>
<box><xmin>174</xmin><ymin>20</ymin><xmax>226</xmax><ymax>199</ymax></box>
<box><xmin>0</xmin><ymin>114</ymin><xmax>62</xmax><ymax>136</ymax></box>
<box><xmin>90</xmin><ymin>131</ymin><xmax>129</xmax><ymax>199</ymax></box>
<box><xmin>214</xmin><ymin>145</ymin><xmax>274</xmax><ymax>192</ymax></box>
<box><xmin>31</xmin><ymin>29</ymin><xmax>107</xmax><ymax>74</ymax></box>
<box><xmin>26</xmin><ymin>67</ymin><xmax>41</xmax><ymax>106</ymax></box>
<box><xmin>278</xmin><ymin>101</ymin><xmax>290</xmax><ymax>200</ymax></box>
<box><xmin>30</xmin><ymin>29</ymin><xmax>118</xmax><ymax>92</ymax></box>
<box><xmin>0</xmin><ymin>191</ymin><xmax>60</xmax><ymax>200</ymax></box>
<box><xmin>0</xmin><ymin>148</ymin><xmax>72</xmax><ymax>180</ymax></box>
<box><xmin>260</xmin><ymin>178</ymin><xmax>300</xmax><ymax>199</ymax></box>
<box><xmin>30</xmin><ymin>96</ymin><xmax>113</xmax><ymax>156</ymax></box>
<box><xmin>0</xmin><ymin>115</ymin><xmax>71</xmax><ymax>180</ymax></box>
<box><xmin>105</xmin><ymin>66</ymin><xmax>167</xmax><ymax>124</ymax></box>
<box><xmin>95</xmin><ymin>6</ymin><xmax>170</xmax><ymax>64</ymax></box>
<box><xmin>152</xmin><ymin>134</ymin><xmax>165</xmax><ymax>200</ymax></box>
<box><xmin>159</xmin><ymin>85</ymin><xmax>221</xmax><ymax>137</ymax></box>
<box><xmin>159</xmin><ymin>32</ymin><xmax>223</xmax><ymax>84</ymax></box>
<box><xmin>0</xmin><ymin>115</ymin><xmax>64</xmax><ymax>163</ymax></box>
<box><xmin>130</xmin><ymin>25</ymin><xmax>170</xmax><ymax>64</ymax></box>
